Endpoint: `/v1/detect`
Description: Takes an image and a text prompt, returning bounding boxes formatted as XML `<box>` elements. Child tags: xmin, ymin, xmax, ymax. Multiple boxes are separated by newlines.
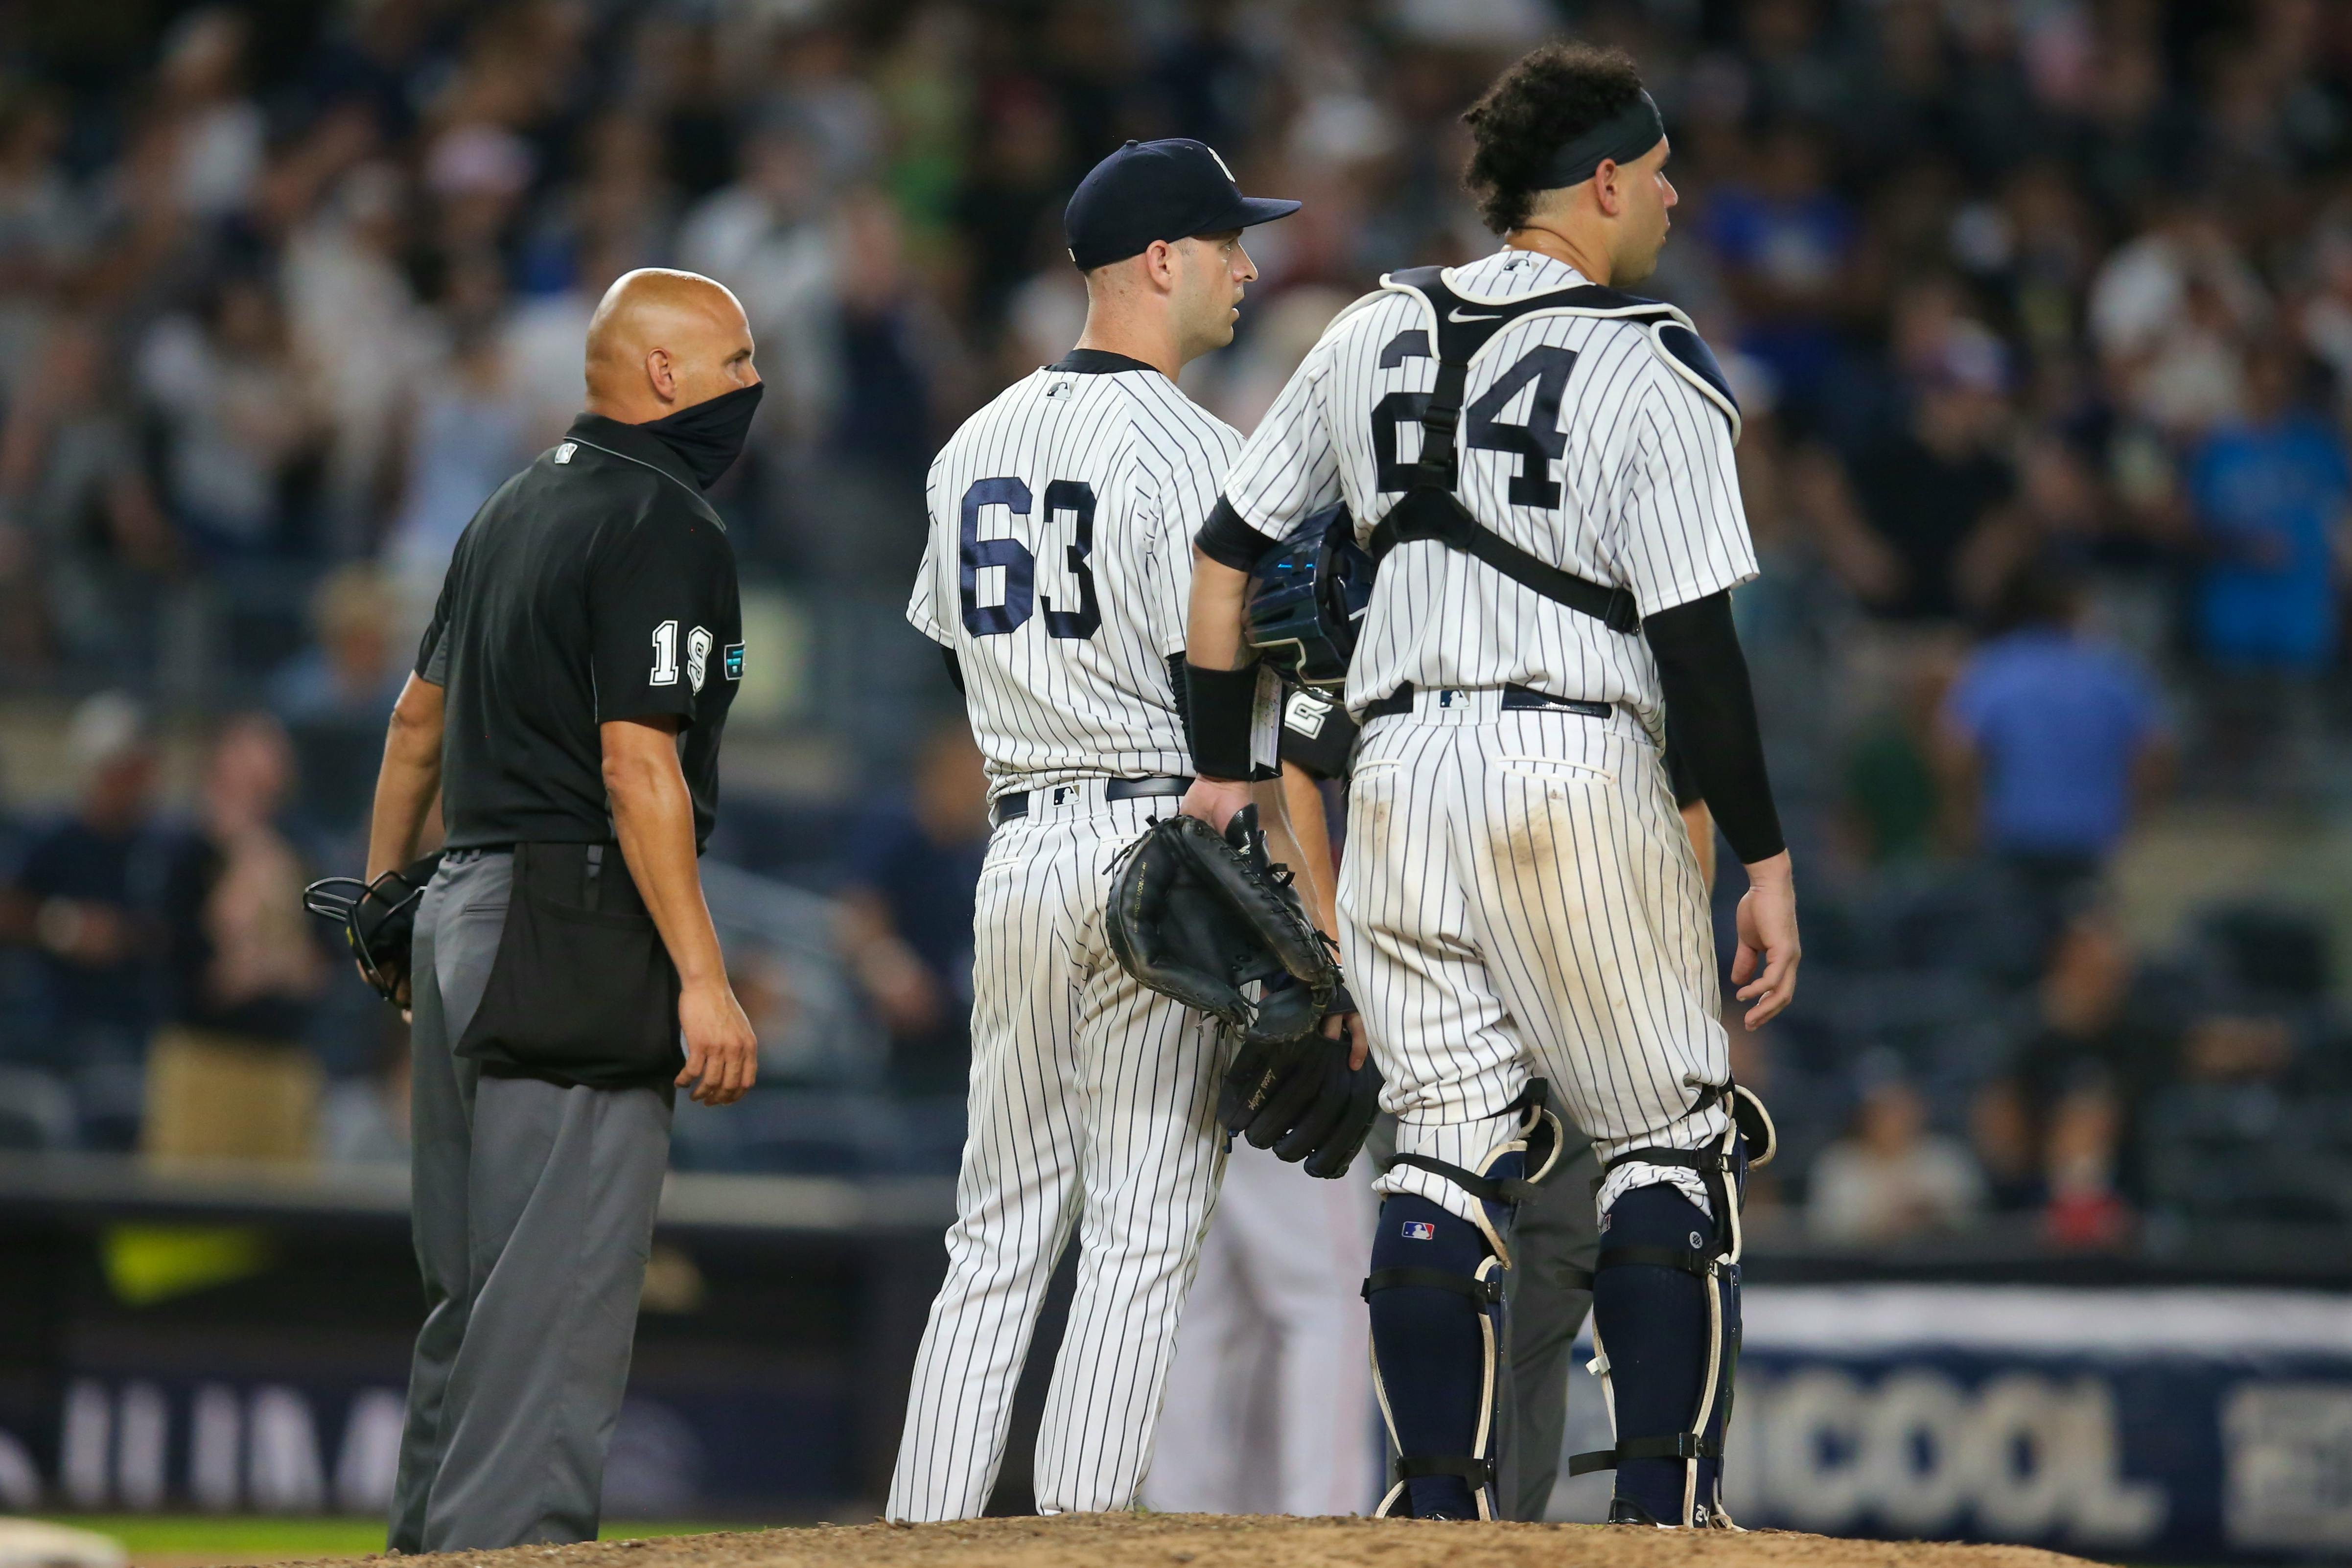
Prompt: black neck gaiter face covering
<box><xmin>640</xmin><ymin>381</ymin><xmax>765</xmax><ymax>488</ymax></box>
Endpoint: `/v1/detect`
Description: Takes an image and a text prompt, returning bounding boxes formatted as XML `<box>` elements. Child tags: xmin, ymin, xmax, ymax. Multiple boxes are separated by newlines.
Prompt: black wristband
<box><xmin>1276</xmin><ymin>683</ymin><xmax>1358</xmax><ymax>781</ymax></box>
<box><xmin>1186</xmin><ymin>661</ymin><xmax>1259</xmax><ymax>780</ymax></box>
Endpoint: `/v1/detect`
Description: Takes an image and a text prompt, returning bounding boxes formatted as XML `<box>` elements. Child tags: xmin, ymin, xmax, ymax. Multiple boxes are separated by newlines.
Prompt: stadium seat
<box><xmin>0</xmin><ymin>1067</ymin><xmax>76</xmax><ymax>1151</ymax></box>
<box><xmin>672</xmin><ymin>1089</ymin><xmax>905</xmax><ymax>1176</ymax></box>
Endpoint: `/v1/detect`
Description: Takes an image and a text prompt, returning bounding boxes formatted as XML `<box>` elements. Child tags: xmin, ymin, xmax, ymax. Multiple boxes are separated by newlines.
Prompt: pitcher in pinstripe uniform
<box><xmin>885</xmin><ymin>139</ymin><xmax>1299</xmax><ymax>1522</ymax></box>
<box><xmin>1179</xmin><ymin>46</ymin><xmax>1800</xmax><ymax>1528</ymax></box>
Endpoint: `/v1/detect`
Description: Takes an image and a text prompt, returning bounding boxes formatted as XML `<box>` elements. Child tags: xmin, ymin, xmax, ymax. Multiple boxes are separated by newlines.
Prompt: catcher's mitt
<box><xmin>304</xmin><ymin>853</ymin><xmax>444</xmax><ymax>1007</ymax></box>
<box><xmin>1106</xmin><ymin>806</ymin><xmax>1338</xmax><ymax>1044</ymax></box>
<box><xmin>1221</xmin><ymin>989</ymin><xmax>1382</xmax><ymax>1178</ymax></box>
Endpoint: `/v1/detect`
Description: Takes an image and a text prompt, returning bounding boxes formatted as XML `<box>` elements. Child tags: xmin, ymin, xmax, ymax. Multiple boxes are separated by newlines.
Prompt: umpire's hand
<box><xmin>604</xmin><ymin>715</ymin><xmax>760</xmax><ymax>1106</ymax></box>
<box><xmin>678</xmin><ymin>978</ymin><xmax>760</xmax><ymax>1107</ymax></box>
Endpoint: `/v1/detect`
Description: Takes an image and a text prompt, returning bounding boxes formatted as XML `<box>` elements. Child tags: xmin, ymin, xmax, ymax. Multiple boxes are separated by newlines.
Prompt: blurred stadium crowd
<box><xmin>0</xmin><ymin>0</ymin><xmax>2349</xmax><ymax>1254</ymax></box>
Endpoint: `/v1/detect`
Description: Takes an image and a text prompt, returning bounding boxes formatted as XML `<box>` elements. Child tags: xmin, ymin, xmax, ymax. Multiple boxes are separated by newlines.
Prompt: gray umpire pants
<box><xmin>1365</xmin><ymin>1119</ymin><xmax>1601</xmax><ymax>1520</ymax></box>
<box><xmin>389</xmin><ymin>849</ymin><xmax>675</xmax><ymax>1552</ymax></box>
<box><xmin>1499</xmin><ymin>1138</ymin><xmax>1601</xmax><ymax>1521</ymax></box>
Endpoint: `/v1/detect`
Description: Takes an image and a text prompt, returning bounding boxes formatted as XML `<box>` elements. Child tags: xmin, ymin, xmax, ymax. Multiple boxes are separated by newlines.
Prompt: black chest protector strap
<box><xmin>1365</xmin><ymin>267</ymin><xmax>1699</xmax><ymax>638</ymax></box>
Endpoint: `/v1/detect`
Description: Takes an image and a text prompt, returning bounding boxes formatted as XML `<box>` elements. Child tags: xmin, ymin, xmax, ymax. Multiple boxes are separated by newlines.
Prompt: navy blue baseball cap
<box><xmin>1064</xmin><ymin>139</ymin><xmax>1301</xmax><ymax>272</ymax></box>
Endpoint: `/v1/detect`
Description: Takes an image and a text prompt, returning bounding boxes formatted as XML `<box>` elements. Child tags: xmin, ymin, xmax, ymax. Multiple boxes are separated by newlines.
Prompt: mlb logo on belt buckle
<box><xmin>1401</xmin><ymin>1220</ymin><xmax>1437</xmax><ymax>1241</ymax></box>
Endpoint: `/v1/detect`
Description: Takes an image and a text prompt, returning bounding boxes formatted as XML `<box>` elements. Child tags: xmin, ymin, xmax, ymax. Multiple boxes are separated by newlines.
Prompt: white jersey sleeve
<box><xmin>906</xmin><ymin>455</ymin><xmax>952</xmax><ymax>646</ymax></box>
<box><xmin>918</xmin><ymin>359</ymin><xmax>1240</xmax><ymax>795</ymax></box>
<box><xmin>1133</xmin><ymin>422</ymin><xmax>1235</xmax><ymax>656</ymax></box>
<box><xmin>1219</xmin><ymin>328</ymin><xmax>1344</xmax><ymax>542</ymax></box>
<box><xmin>1604</xmin><ymin>357</ymin><xmax>1758</xmax><ymax>618</ymax></box>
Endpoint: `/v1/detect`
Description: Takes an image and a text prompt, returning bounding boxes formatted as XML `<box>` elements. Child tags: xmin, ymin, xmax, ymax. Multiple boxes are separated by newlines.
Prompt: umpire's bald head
<box><xmin>584</xmin><ymin>268</ymin><xmax>759</xmax><ymax>423</ymax></box>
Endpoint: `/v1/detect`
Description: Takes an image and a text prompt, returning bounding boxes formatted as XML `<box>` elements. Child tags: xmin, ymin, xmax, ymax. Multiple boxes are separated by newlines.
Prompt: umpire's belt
<box><xmin>1358</xmin><ymin>682</ymin><xmax>1615</xmax><ymax>723</ymax></box>
<box><xmin>991</xmin><ymin>774</ymin><xmax>1191</xmax><ymax>828</ymax></box>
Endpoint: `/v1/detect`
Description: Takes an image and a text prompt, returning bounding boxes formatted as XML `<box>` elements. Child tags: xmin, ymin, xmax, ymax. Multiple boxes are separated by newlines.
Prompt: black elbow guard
<box><xmin>1195</xmin><ymin>497</ymin><xmax>1269</xmax><ymax>573</ymax></box>
<box><xmin>1644</xmin><ymin>591</ymin><xmax>1784</xmax><ymax>864</ymax></box>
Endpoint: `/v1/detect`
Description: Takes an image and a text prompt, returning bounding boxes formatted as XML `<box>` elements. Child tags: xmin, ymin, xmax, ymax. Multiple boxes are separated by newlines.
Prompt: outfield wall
<box><xmin>1548</xmin><ymin>1286</ymin><xmax>2352</xmax><ymax>1560</ymax></box>
<box><xmin>2</xmin><ymin>1164</ymin><xmax>2347</xmax><ymax>1559</ymax></box>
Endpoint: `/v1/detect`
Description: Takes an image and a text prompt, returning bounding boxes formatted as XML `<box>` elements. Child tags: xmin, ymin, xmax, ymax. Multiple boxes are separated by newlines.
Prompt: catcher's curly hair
<box><xmin>1462</xmin><ymin>44</ymin><xmax>1648</xmax><ymax>235</ymax></box>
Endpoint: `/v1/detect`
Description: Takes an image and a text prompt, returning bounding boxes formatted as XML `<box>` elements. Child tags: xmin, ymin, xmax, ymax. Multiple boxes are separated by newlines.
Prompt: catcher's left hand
<box><xmin>1220</xmin><ymin>985</ymin><xmax>1382</xmax><ymax>1178</ymax></box>
<box><xmin>1106</xmin><ymin>805</ymin><xmax>1338</xmax><ymax>1044</ymax></box>
<box><xmin>303</xmin><ymin>853</ymin><xmax>444</xmax><ymax>1008</ymax></box>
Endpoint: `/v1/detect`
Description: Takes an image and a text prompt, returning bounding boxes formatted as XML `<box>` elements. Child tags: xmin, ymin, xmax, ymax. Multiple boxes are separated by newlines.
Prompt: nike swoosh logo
<box><xmin>1448</xmin><ymin>307</ymin><xmax>1502</xmax><ymax>322</ymax></box>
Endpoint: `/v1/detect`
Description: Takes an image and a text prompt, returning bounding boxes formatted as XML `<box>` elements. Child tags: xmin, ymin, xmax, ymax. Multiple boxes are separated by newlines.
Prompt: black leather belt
<box><xmin>1358</xmin><ymin>683</ymin><xmax>1614</xmax><ymax>722</ymax></box>
<box><xmin>991</xmin><ymin>774</ymin><xmax>1191</xmax><ymax>826</ymax></box>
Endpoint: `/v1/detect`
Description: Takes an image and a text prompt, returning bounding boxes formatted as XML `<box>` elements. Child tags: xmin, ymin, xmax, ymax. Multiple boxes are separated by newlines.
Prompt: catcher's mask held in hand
<box><xmin>1106</xmin><ymin>805</ymin><xmax>1339</xmax><ymax>1043</ymax></box>
<box><xmin>303</xmin><ymin>852</ymin><xmax>444</xmax><ymax>1005</ymax></box>
<box><xmin>1244</xmin><ymin>501</ymin><xmax>1373</xmax><ymax>692</ymax></box>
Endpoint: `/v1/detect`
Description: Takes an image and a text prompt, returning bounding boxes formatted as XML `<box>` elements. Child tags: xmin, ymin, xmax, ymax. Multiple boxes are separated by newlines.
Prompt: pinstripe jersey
<box><xmin>1219</xmin><ymin>248</ymin><xmax>1755</xmax><ymax>723</ymax></box>
<box><xmin>908</xmin><ymin>350</ymin><xmax>1240</xmax><ymax>799</ymax></box>
<box><xmin>889</xmin><ymin>344</ymin><xmax>1244</xmax><ymax>1521</ymax></box>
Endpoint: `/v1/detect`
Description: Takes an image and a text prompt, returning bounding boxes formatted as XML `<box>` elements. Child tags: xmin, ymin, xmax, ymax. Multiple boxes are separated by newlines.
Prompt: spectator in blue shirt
<box><xmin>837</xmin><ymin>721</ymin><xmax>989</xmax><ymax>1094</ymax></box>
<box><xmin>269</xmin><ymin>564</ymin><xmax>409</xmax><ymax>841</ymax></box>
<box><xmin>0</xmin><ymin>693</ymin><xmax>168</xmax><ymax>1146</ymax></box>
<box><xmin>1936</xmin><ymin>559</ymin><xmax>2170</xmax><ymax>895</ymax></box>
<box><xmin>1701</xmin><ymin>123</ymin><xmax>1860</xmax><ymax>415</ymax></box>
<box><xmin>2186</xmin><ymin>340</ymin><xmax>2349</xmax><ymax>672</ymax></box>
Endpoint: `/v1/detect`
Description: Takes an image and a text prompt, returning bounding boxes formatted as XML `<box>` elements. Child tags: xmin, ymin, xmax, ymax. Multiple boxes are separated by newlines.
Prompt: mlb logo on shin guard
<box><xmin>1401</xmin><ymin>1220</ymin><xmax>1437</xmax><ymax>1241</ymax></box>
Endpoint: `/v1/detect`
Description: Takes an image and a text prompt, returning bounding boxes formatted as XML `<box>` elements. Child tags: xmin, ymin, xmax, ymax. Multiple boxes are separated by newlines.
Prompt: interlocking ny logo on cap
<box><xmin>1205</xmin><ymin>144</ymin><xmax>1236</xmax><ymax>182</ymax></box>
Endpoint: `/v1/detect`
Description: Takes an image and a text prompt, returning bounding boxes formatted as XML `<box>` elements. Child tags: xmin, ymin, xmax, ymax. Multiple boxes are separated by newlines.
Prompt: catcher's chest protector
<box><xmin>1365</xmin><ymin>266</ymin><xmax>1739</xmax><ymax>635</ymax></box>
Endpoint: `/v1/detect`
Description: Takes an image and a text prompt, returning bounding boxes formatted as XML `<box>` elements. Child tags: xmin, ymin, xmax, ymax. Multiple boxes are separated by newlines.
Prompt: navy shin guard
<box><xmin>1584</xmin><ymin>1184</ymin><xmax>1738</xmax><ymax>1526</ymax></box>
<box><xmin>1365</xmin><ymin>1190</ymin><xmax>1507</xmax><ymax>1519</ymax></box>
<box><xmin>1366</xmin><ymin>1084</ymin><xmax>1565</xmax><ymax>1520</ymax></box>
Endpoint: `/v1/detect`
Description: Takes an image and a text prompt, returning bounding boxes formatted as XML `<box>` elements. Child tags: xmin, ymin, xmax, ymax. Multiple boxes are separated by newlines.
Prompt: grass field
<box><xmin>17</xmin><ymin>1517</ymin><xmax>2209</xmax><ymax>1568</ymax></box>
<box><xmin>28</xmin><ymin>1518</ymin><xmax>774</xmax><ymax>1565</ymax></box>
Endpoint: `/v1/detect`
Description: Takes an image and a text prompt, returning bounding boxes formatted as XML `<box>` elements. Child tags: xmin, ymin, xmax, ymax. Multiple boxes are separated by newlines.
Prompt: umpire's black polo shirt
<box><xmin>419</xmin><ymin>413</ymin><xmax>743</xmax><ymax>853</ymax></box>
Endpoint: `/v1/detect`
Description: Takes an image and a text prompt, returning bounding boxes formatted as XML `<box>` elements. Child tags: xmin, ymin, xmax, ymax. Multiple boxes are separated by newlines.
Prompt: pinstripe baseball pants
<box><xmin>886</xmin><ymin>784</ymin><xmax>1228</xmax><ymax>1521</ymax></box>
<box><xmin>1338</xmin><ymin>688</ymin><xmax>1731</xmax><ymax>1227</ymax></box>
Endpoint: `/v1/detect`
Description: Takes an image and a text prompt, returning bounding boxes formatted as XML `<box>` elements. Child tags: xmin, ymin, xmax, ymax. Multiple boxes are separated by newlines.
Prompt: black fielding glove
<box><xmin>1219</xmin><ymin>981</ymin><xmax>1380</xmax><ymax>1178</ymax></box>
<box><xmin>1105</xmin><ymin>807</ymin><xmax>1337</xmax><ymax>1042</ymax></box>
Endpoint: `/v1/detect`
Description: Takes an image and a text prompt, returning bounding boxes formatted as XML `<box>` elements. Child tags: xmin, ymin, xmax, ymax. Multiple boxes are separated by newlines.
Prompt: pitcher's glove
<box><xmin>1220</xmin><ymin>985</ymin><xmax>1382</xmax><ymax>1178</ymax></box>
<box><xmin>303</xmin><ymin>853</ymin><xmax>444</xmax><ymax>1008</ymax></box>
<box><xmin>1106</xmin><ymin>806</ymin><xmax>1338</xmax><ymax>1045</ymax></box>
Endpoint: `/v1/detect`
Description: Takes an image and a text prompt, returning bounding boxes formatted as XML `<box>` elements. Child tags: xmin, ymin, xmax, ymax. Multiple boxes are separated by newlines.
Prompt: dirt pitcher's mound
<box><xmin>358</xmin><ymin>1514</ymin><xmax>2099</xmax><ymax>1568</ymax></box>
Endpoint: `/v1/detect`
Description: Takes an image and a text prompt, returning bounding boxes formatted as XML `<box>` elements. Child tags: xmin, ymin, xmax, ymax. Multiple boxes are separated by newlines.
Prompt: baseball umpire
<box><xmin>354</xmin><ymin>268</ymin><xmax>761</xmax><ymax>1551</ymax></box>
<box><xmin>1180</xmin><ymin>45</ymin><xmax>1798</xmax><ymax>1529</ymax></box>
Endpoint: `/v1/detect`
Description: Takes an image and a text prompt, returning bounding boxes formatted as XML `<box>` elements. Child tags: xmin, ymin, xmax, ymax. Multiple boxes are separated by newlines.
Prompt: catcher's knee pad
<box><xmin>1364</xmin><ymin>1193</ymin><xmax>1505</xmax><ymax>1520</ymax></box>
<box><xmin>1577</xmin><ymin>1091</ymin><xmax>1770</xmax><ymax>1531</ymax></box>
<box><xmin>1384</xmin><ymin>1080</ymin><xmax>1566</xmax><ymax>1265</ymax></box>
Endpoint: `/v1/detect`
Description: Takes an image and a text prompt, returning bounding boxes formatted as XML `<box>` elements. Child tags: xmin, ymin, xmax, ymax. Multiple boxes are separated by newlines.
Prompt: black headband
<box><xmin>1541</xmin><ymin>89</ymin><xmax>1665</xmax><ymax>189</ymax></box>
